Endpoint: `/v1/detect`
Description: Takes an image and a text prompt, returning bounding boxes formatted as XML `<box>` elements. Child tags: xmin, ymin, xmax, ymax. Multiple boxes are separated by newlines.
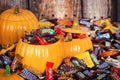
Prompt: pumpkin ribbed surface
<box><xmin>0</xmin><ymin>8</ymin><xmax>39</xmax><ymax>47</ymax></box>
<box><xmin>0</xmin><ymin>69</ymin><xmax>23</xmax><ymax>80</ymax></box>
<box><xmin>63</xmin><ymin>37</ymin><xmax>93</xmax><ymax>58</ymax></box>
<box><xmin>15</xmin><ymin>39</ymin><xmax>63</xmax><ymax>73</ymax></box>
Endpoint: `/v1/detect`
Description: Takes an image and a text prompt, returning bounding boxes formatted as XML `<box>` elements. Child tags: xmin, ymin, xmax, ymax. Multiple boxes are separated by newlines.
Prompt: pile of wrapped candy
<box><xmin>0</xmin><ymin>17</ymin><xmax>120</xmax><ymax>80</ymax></box>
<box><xmin>22</xmin><ymin>27</ymin><xmax>59</xmax><ymax>45</ymax></box>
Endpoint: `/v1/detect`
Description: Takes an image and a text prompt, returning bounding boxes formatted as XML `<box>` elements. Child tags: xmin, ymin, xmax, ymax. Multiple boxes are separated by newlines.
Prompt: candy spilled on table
<box><xmin>54</xmin><ymin>18</ymin><xmax>120</xmax><ymax>80</ymax></box>
<box><xmin>0</xmin><ymin>18</ymin><xmax>120</xmax><ymax>80</ymax></box>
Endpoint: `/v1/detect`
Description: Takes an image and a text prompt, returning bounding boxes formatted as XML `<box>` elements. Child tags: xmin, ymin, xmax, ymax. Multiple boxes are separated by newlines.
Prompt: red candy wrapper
<box><xmin>11</xmin><ymin>58</ymin><xmax>17</xmax><ymax>72</ymax></box>
<box><xmin>46</xmin><ymin>62</ymin><xmax>54</xmax><ymax>80</ymax></box>
<box><xmin>110</xmin><ymin>67</ymin><xmax>120</xmax><ymax>80</ymax></box>
<box><xmin>55</xmin><ymin>28</ymin><xmax>65</xmax><ymax>36</ymax></box>
<box><xmin>73</xmin><ymin>34</ymin><xmax>87</xmax><ymax>39</ymax></box>
<box><xmin>111</xmin><ymin>67</ymin><xmax>120</xmax><ymax>71</ymax></box>
<box><xmin>35</xmin><ymin>35</ymin><xmax>48</xmax><ymax>45</ymax></box>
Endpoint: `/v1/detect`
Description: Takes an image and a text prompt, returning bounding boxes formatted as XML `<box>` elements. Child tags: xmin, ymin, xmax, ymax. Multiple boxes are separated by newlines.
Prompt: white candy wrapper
<box><xmin>105</xmin><ymin>57</ymin><xmax>120</xmax><ymax>68</ymax></box>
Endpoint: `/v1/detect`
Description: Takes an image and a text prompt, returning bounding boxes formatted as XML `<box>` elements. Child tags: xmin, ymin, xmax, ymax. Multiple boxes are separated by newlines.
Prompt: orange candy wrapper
<box><xmin>100</xmin><ymin>50</ymin><xmax>118</xmax><ymax>57</ymax></box>
<box><xmin>57</xmin><ymin>18</ymin><xmax>72</xmax><ymax>26</ymax></box>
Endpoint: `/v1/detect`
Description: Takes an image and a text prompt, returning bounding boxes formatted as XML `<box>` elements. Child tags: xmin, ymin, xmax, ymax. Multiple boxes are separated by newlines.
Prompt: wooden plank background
<box><xmin>0</xmin><ymin>0</ymin><xmax>119</xmax><ymax>21</ymax></box>
<box><xmin>29</xmin><ymin>0</ymin><xmax>81</xmax><ymax>20</ymax></box>
<box><xmin>82</xmin><ymin>0</ymin><xmax>112</xmax><ymax>19</ymax></box>
<box><xmin>0</xmin><ymin>0</ymin><xmax>28</xmax><ymax>13</ymax></box>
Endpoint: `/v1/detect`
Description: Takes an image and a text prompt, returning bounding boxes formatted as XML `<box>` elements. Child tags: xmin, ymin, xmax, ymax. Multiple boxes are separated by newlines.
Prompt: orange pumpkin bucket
<box><xmin>15</xmin><ymin>39</ymin><xmax>63</xmax><ymax>73</ymax></box>
<box><xmin>62</xmin><ymin>18</ymin><xmax>93</xmax><ymax>58</ymax></box>
<box><xmin>0</xmin><ymin>69</ymin><xmax>23</xmax><ymax>80</ymax></box>
<box><xmin>63</xmin><ymin>36</ymin><xmax>93</xmax><ymax>58</ymax></box>
<box><xmin>0</xmin><ymin>5</ymin><xmax>39</xmax><ymax>47</ymax></box>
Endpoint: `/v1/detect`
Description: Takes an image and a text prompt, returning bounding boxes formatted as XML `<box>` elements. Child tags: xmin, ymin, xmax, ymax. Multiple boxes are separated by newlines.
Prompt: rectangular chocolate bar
<box><xmin>19</xmin><ymin>68</ymin><xmax>38</xmax><ymax>80</ymax></box>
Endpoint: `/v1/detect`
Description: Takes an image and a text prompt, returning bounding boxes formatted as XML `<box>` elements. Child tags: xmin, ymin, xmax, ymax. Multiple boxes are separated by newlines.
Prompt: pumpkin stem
<box><xmin>72</xmin><ymin>18</ymin><xmax>80</xmax><ymax>30</ymax></box>
<box><xmin>14</xmin><ymin>5</ymin><xmax>20</xmax><ymax>14</ymax></box>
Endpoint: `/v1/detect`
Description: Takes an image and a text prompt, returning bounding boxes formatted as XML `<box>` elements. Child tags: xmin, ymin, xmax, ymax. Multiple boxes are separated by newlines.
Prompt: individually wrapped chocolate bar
<box><xmin>96</xmin><ymin>69</ymin><xmax>110</xmax><ymax>74</ymax></box>
<box><xmin>23</xmin><ymin>65</ymin><xmax>46</xmax><ymax>80</ymax></box>
<box><xmin>115</xmin><ymin>31</ymin><xmax>120</xmax><ymax>39</ymax></box>
<box><xmin>57</xmin><ymin>17</ymin><xmax>72</xmax><ymax>26</ymax></box>
<box><xmin>46</xmin><ymin>62</ymin><xmax>54</xmax><ymax>80</ymax></box>
<box><xmin>96</xmin><ymin>62</ymin><xmax>110</xmax><ymax>69</ymax></box>
<box><xmin>75</xmin><ymin>71</ymin><xmax>86</xmax><ymax>79</ymax></box>
<box><xmin>56</xmin><ymin>71</ymin><xmax>74</xmax><ymax>80</ymax></box>
<box><xmin>19</xmin><ymin>68</ymin><xmax>38</xmax><ymax>80</ymax></box>
<box><xmin>100</xmin><ymin>50</ymin><xmax>118</xmax><ymax>57</ymax></box>
<box><xmin>114</xmin><ymin>43</ymin><xmax>120</xmax><ymax>49</ymax></box>
<box><xmin>93</xmin><ymin>46</ymin><xmax>105</xmax><ymax>57</ymax></box>
<box><xmin>110</xmin><ymin>72</ymin><xmax>120</xmax><ymax>80</ymax></box>
<box><xmin>79</xmin><ymin>18</ymin><xmax>93</xmax><ymax>27</ymax></box>
<box><xmin>60</xmin><ymin>64</ymin><xmax>78</xmax><ymax>74</ymax></box>
<box><xmin>94</xmin><ymin>47</ymin><xmax>101</xmax><ymax>56</ymax></box>
<box><xmin>11</xmin><ymin>54</ymin><xmax>23</xmax><ymax>72</ymax></box>
<box><xmin>109</xmin><ymin>67</ymin><xmax>120</xmax><ymax>80</ymax></box>
<box><xmin>2</xmin><ymin>55</ymin><xmax>12</xmax><ymax>65</ymax></box>
<box><xmin>42</xmin><ymin>29</ymin><xmax>55</xmax><ymax>35</ymax></box>
<box><xmin>83</xmin><ymin>70</ymin><xmax>93</xmax><ymax>77</ymax></box>
<box><xmin>90</xmin><ymin>53</ymin><xmax>100</xmax><ymax>65</ymax></box>
<box><xmin>11</xmin><ymin>57</ymin><xmax>17</xmax><ymax>72</ymax></box>
<box><xmin>71</xmin><ymin>57</ymin><xmax>86</xmax><ymax>69</ymax></box>
<box><xmin>105</xmin><ymin>57</ymin><xmax>120</xmax><ymax>68</ymax></box>
<box><xmin>96</xmin><ymin>73</ymin><xmax>107</xmax><ymax>80</ymax></box>
<box><xmin>96</xmin><ymin>30</ymin><xmax>111</xmax><ymax>40</ymax></box>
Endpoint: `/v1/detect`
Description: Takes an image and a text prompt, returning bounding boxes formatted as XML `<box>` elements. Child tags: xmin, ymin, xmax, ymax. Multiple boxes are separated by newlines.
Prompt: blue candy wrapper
<box><xmin>83</xmin><ymin>70</ymin><xmax>93</xmax><ymax>77</ymax></box>
<box><xmin>19</xmin><ymin>68</ymin><xmax>38</xmax><ymax>80</ymax></box>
